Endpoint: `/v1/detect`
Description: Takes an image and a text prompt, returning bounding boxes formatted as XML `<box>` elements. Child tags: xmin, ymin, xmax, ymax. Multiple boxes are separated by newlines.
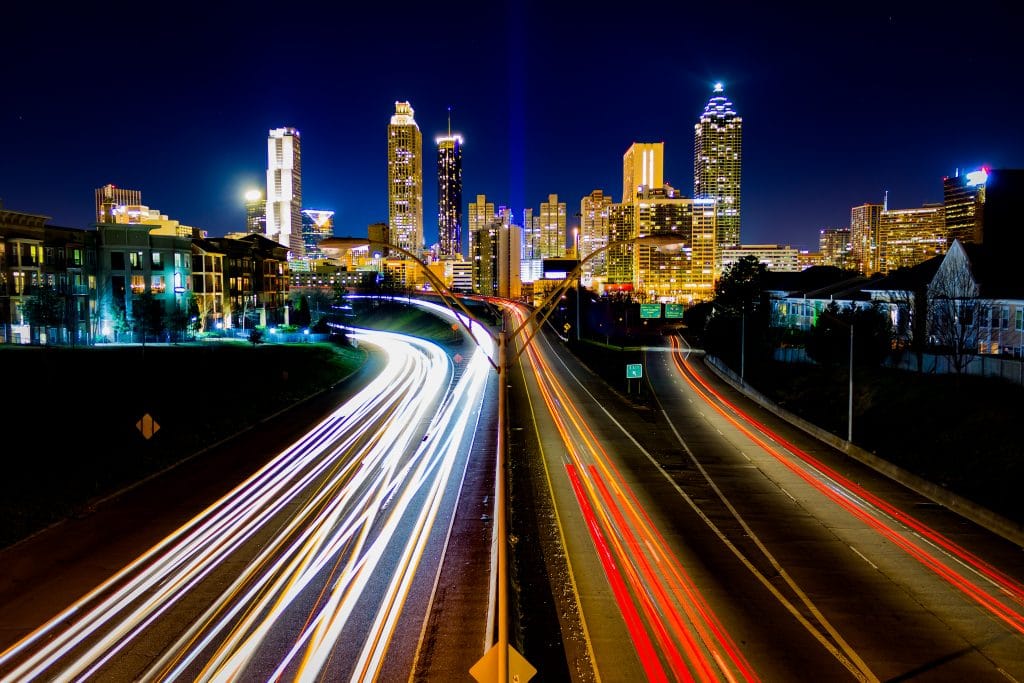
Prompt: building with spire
<box><xmin>694</xmin><ymin>83</ymin><xmax>742</xmax><ymax>250</ymax></box>
<box><xmin>388</xmin><ymin>101</ymin><xmax>423</xmax><ymax>255</ymax></box>
<box><xmin>436</xmin><ymin>111</ymin><xmax>463</xmax><ymax>259</ymax></box>
<box><xmin>266</xmin><ymin>127</ymin><xmax>303</xmax><ymax>258</ymax></box>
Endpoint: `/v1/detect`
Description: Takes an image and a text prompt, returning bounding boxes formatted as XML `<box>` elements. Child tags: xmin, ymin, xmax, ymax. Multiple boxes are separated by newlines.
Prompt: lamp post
<box><xmin>318</xmin><ymin>233</ymin><xmax>681</xmax><ymax>683</ymax></box>
<box><xmin>820</xmin><ymin>308</ymin><xmax>855</xmax><ymax>443</ymax></box>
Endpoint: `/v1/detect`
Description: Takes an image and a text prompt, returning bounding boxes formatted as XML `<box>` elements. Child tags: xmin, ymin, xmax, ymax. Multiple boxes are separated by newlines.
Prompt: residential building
<box><xmin>1</xmin><ymin>209</ymin><xmax>96</xmax><ymax>345</ymax></box>
<box><xmin>204</xmin><ymin>233</ymin><xmax>290</xmax><ymax>328</ymax></box>
<box><xmin>387</xmin><ymin>101</ymin><xmax>423</xmax><ymax>255</ymax></box>
<box><xmin>94</xmin><ymin>222</ymin><xmax>195</xmax><ymax>341</ymax></box>
<box><xmin>190</xmin><ymin>238</ymin><xmax>227</xmax><ymax>331</ymax></box>
<box><xmin>266</xmin><ymin>127</ymin><xmax>303</xmax><ymax>258</ymax></box>
<box><xmin>694</xmin><ymin>83</ymin><xmax>742</xmax><ymax>250</ymax></box>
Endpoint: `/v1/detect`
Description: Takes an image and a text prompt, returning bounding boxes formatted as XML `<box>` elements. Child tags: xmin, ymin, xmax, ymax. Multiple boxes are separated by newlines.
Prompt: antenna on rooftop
<box><xmin>883</xmin><ymin>190</ymin><xmax>888</xmax><ymax>211</ymax></box>
<box><xmin>447</xmin><ymin>106</ymin><xmax>452</xmax><ymax>137</ymax></box>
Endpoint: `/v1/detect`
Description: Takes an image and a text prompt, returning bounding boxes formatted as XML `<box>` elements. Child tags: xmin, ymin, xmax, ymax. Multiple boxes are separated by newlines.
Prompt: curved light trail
<box><xmin>0</xmin><ymin>319</ymin><xmax>493</xmax><ymax>682</ymax></box>
<box><xmin>507</xmin><ymin>303</ymin><xmax>758</xmax><ymax>682</ymax></box>
<box><xmin>666</xmin><ymin>336</ymin><xmax>1024</xmax><ymax>640</ymax></box>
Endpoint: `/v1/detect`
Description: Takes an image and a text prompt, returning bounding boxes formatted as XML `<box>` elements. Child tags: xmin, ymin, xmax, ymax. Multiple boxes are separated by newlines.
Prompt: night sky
<box><xmin>4</xmin><ymin>2</ymin><xmax>1022</xmax><ymax>252</ymax></box>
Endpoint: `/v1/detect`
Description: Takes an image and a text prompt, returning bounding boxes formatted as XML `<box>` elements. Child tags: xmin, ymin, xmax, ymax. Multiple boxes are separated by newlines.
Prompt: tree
<box><xmin>806</xmin><ymin>302</ymin><xmax>892</xmax><ymax>368</ymax></box>
<box><xmin>927</xmin><ymin>242</ymin><xmax>988</xmax><ymax>374</ymax></box>
<box><xmin>134</xmin><ymin>291</ymin><xmax>166</xmax><ymax>344</ymax></box>
<box><xmin>288</xmin><ymin>292</ymin><xmax>312</xmax><ymax>328</ymax></box>
<box><xmin>22</xmin><ymin>284</ymin><xmax>65</xmax><ymax>344</ymax></box>
<box><xmin>714</xmin><ymin>255</ymin><xmax>767</xmax><ymax>315</ymax></box>
<box><xmin>705</xmin><ymin>256</ymin><xmax>770</xmax><ymax>374</ymax></box>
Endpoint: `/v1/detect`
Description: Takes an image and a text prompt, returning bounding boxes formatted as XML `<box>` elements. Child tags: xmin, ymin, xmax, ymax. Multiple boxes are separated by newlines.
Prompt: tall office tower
<box><xmin>580</xmin><ymin>190</ymin><xmax>613</xmax><ymax>279</ymax></box>
<box><xmin>943</xmin><ymin>168</ymin><xmax>987</xmax><ymax>246</ymax></box>
<box><xmin>606</xmin><ymin>202</ymin><xmax>636</xmax><ymax>287</ymax></box>
<box><xmin>694</xmin><ymin>83</ymin><xmax>742</xmax><ymax>250</ymax></box>
<box><xmin>95</xmin><ymin>184</ymin><xmax>141</xmax><ymax>223</ymax></box>
<box><xmin>818</xmin><ymin>227</ymin><xmax>852</xmax><ymax>268</ymax></box>
<box><xmin>266</xmin><ymin>127</ymin><xmax>303</xmax><ymax>258</ymax></box>
<box><xmin>622</xmin><ymin>143</ymin><xmax>664</xmax><ymax>203</ymax></box>
<box><xmin>244</xmin><ymin>190</ymin><xmax>266</xmax><ymax>234</ymax></box>
<box><xmin>436</xmin><ymin>121</ymin><xmax>463</xmax><ymax>259</ymax></box>
<box><xmin>537</xmin><ymin>193</ymin><xmax>566</xmax><ymax>258</ymax></box>
<box><xmin>877</xmin><ymin>204</ymin><xmax>946</xmax><ymax>273</ymax></box>
<box><xmin>388</xmin><ymin>101</ymin><xmax>423</xmax><ymax>255</ymax></box>
<box><xmin>850</xmin><ymin>202</ymin><xmax>883</xmax><ymax>274</ymax></box>
<box><xmin>301</xmin><ymin>209</ymin><xmax>334</xmax><ymax>260</ymax></box>
<box><xmin>468</xmin><ymin>195</ymin><xmax>495</xmax><ymax>289</ymax></box>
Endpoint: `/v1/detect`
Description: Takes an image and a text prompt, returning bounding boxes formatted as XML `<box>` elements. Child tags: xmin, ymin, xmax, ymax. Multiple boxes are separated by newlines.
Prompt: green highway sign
<box><xmin>639</xmin><ymin>303</ymin><xmax>662</xmax><ymax>319</ymax></box>
<box><xmin>665</xmin><ymin>303</ymin><xmax>684</xmax><ymax>318</ymax></box>
<box><xmin>626</xmin><ymin>363</ymin><xmax>643</xmax><ymax>379</ymax></box>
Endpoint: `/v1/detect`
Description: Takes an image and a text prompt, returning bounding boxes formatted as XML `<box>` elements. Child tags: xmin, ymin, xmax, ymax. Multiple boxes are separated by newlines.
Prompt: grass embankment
<box><xmin>0</xmin><ymin>342</ymin><xmax>364</xmax><ymax>548</ymax></box>
<box><xmin>566</xmin><ymin>333</ymin><xmax>1024</xmax><ymax>527</ymax></box>
<box><xmin>750</xmin><ymin>361</ymin><xmax>1024</xmax><ymax>526</ymax></box>
<box><xmin>349</xmin><ymin>300</ymin><xmax>458</xmax><ymax>343</ymax></box>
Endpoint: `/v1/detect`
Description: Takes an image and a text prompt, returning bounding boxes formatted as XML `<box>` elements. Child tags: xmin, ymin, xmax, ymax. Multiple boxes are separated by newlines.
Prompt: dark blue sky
<box><xmin>4</xmin><ymin>2</ymin><xmax>1022</xmax><ymax>251</ymax></box>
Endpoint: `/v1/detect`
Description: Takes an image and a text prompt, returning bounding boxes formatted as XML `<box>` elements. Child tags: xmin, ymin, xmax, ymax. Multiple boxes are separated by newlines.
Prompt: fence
<box><xmin>772</xmin><ymin>346</ymin><xmax>1024</xmax><ymax>386</ymax></box>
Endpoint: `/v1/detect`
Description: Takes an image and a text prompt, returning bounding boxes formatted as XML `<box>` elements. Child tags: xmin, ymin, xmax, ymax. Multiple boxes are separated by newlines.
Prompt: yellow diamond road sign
<box><xmin>136</xmin><ymin>413</ymin><xmax>160</xmax><ymax>440</ymax></box>
<box><xmin>470</xmin><ymin>643</ymin><xmax>536</xmax><ymax>683</ymax></box>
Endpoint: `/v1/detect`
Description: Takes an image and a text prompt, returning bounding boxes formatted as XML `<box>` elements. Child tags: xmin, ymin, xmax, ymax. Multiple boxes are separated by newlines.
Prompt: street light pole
<box><xmin>848</xmin><ymin>322</ymin><xmax>854</xmax><ymax>443</ymax></box>
<box><xmin>740</xmin><ymin>309</ymin><xmax>745</xmax><ymax>383</ymax></box>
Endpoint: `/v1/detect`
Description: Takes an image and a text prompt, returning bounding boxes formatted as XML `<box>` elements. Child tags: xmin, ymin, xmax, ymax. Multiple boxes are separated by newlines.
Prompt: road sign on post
<box><xmin>639</xmin><ymin>303</ymin><xmax>662</xmax><ymax>319</ymax></box>
<box><xmin>626</xmin><ymin>363</ymin><xmax>643</xmax><ymax>379</ymax></box>
<box><xmin>665</xmin><ymin>303</ymin><xmax>684</xmax><ymax>318</ymax></box>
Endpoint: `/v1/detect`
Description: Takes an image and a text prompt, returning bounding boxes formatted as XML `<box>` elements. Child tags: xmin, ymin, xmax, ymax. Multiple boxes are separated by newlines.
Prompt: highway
<box><xmin>0</xmin><ymin>319</ymin><xmax>494</xmax><ymax>682</ymax></box>
<box><xmin>506</xmin><ymin>305</ymin><xmax>1024</xmax><ymax>682</ymax></box>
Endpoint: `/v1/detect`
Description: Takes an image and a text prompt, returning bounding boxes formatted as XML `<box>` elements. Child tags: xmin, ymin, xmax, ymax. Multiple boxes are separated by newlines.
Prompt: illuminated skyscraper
<box><xmin>244</xmin><ymin>190</ymin><xmax>265</xmax><ymax>235</ymax></box>
<box><xmin>95</xmin><ymin>184</ymin><xmax>141</xmax><ymax>223</ymax></box>
<box><xmin>580</xmin><ymin>190</ymin><xmax>613</xmax><ymax>279</ymax></box>
<box><xmin>301</xmin><ymin>209</ymin><xmax>334</xmax><ymax>259</ymax></box>
<box><xmin>818</xmin><ymin>227</ymin><xmax>852</xmax><ymax>268</ymax></box>
<box><xmin>851</xmin><ymin>202</ymin><xmax>883</xmax><ymax>274</ymax></box>
<box><xmin>694</xmin><ymin>83</ymin><xmax>742</xmax><ymax>250</ymax></box>
<box><xmin>266</xmin><ymin>127</ymin><xmax>303</xmax><ymax>257</ymax></box>
<box><xmin>436</xmin><ymin>119</ymin><xmax>463</xmax><ymax>259</ymax></box>
<box><xmin>622</xmin><ymin>143</ymin><xmax>664</xmax><ymax>203</ymax></box>
<box><xmin>877</xmin><ymin>204</ymin><xmax>945</xmax><ymax>273</ymax></box>
<box><xmin>388</xmin><ymin>101</ymin><xmax>423</xmax><ymax>255</ymax></box>
<box><xmin>537</xmin><ymin>194</ymin><xmax>566</xmax><ymax>259</ymax></box>
<box><xmin>943</xmin><ymin>168</ymin><xmax>987</xmax><ymax>246</ymax></box>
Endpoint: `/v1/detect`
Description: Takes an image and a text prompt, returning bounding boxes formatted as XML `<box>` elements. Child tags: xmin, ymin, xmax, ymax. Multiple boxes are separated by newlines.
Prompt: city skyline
<box><xmin>4</xmin><ymin>4</ymin><xmax>1022</xmax><ymax>252</ymax></box>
